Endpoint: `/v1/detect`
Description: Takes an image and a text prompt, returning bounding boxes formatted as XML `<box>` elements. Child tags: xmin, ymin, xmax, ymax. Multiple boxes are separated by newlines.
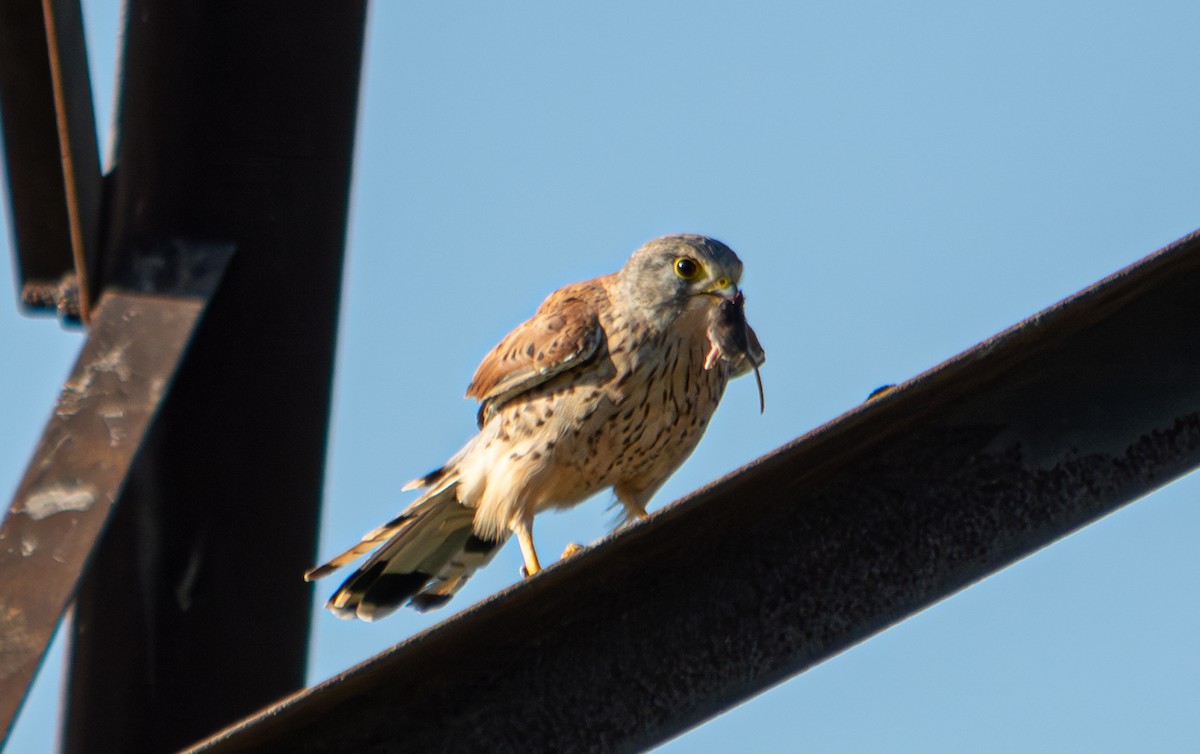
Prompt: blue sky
<box><xmin>4</xmin><ymin>2</ymin><xmax>1200</xmax><ymax>751</ymax></box>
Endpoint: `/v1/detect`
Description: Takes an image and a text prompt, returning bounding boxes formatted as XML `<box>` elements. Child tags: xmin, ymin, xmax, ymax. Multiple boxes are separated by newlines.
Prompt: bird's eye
<box><xmin>674</xmin><ymin>257</ymin><xmax>700</xmax><ymax>280</ymax></box>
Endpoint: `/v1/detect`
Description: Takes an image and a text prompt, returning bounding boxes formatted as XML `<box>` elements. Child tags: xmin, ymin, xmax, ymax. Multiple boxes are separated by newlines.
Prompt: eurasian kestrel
<box><xmin>307</xmin><ymin>234</ymin><xmax>765</xmax><ymax>619</ymax></box>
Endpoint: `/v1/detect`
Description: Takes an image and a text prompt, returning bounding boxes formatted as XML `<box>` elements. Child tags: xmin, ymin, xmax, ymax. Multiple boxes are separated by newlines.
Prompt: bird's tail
<box><xmin>305</xmin><ymin>480</ymin><xmax>504</xmax><ymax>620</ymax></box>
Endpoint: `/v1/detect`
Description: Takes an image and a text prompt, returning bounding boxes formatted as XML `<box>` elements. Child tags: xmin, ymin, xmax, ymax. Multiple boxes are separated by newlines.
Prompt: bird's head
<box><xmin>617</xmin><ymin>234</ymin><xmax>743</xmax><ymax>322</ymax></box>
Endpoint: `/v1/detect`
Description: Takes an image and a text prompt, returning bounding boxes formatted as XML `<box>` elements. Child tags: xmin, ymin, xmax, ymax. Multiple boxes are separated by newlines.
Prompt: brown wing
<box><xmin>465</xmin><ymin>277</ymin><xmax>609</xmax><ymax>427</ymax></box>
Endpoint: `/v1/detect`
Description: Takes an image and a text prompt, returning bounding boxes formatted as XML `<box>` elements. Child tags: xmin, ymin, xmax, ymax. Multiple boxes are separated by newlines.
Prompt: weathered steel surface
<box><xmin>0</xmin><ymin>243</ymin><xmax>232</xmax><ymax>745</ymax></box>
<box><xmin>188</xmin><ymin>229</ymin><xmax>1200</xmax><ymax>754</ymax></box>
<box><xmin>0</xmin><ymin>0</ymin><xmax>102</xmax><ymax>321</ymax></box>
<box><xmin>2</xmin><ymin>1</ymin><xmax>364</xmax><ymax>748</ymax></box>
<box><xmin>59</xmin><ymin>3</ymin><xmax>367</xmax><ymax>752</ymax></box>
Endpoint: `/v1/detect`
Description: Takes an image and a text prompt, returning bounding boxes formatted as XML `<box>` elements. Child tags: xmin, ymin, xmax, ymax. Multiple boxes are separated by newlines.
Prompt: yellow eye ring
<box><xmin>674</xmin><ymin>257</ymin><xmax>700</xmax><ymax>280</ymax></box>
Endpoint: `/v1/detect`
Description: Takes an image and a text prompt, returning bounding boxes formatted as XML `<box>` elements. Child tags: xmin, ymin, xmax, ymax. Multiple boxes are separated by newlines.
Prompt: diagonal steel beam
<box><xmin>58</xmin><ymin>4</ymin><xmax>367</xmax><ymax>752</ymax></box>
<box><xmin>187</xmin><ymin>228</ymin><xmax>1200</xmax><ymax>754</ymax></box>
<box><xmin>0</xmin><ymin>242</ymin><xmax>232</xmax><ymax>746</ymax></box>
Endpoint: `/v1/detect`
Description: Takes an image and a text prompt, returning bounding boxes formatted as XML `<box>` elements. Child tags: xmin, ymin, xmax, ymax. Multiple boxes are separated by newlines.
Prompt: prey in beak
<box><xmin>703</xmin><ymin>290</ymin><xmax>766</xmax><ymax>413</ymax></box>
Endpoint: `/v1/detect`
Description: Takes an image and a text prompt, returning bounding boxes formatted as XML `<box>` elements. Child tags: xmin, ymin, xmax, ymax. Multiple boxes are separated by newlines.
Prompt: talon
<box><xmin>561</xmin><ymin>542</ymin><xmax>585</xmax><ymax>558</ymax></box>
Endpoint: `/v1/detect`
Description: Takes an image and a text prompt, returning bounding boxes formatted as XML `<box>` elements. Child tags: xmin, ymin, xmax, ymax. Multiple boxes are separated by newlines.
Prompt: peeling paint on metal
<box><xmin>91</xmin><ymin>341</ymin><xmax>133</xmax><ymax>382</ymax></box>
<box><xmin>148</xmin><ymin>376</ymin><xmax>167</xmax><ymax>404</ymax></box>
<box><xmin>17</xmin><ymin>483</ymin><xmax>97</xmax><ymax>520</ymax></box>
<box><xmin>99</xmin><ymin>405</ymin><xmax>128</xmax><ymax>446</ymax></box>
<box><xmin>55</xmin><ymin>340</ymin><xmax>133</xmax><ymax>419</ymax></box>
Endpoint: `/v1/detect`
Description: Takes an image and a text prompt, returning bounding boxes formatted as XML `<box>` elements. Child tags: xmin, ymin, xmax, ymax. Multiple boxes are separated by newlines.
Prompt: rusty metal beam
<box><xmin>0</xmin><ymin>0</ymin><xmax>102</xmax><ymax>321</ymax></box>
<box><xmin>0</xmin><ymin>242</ymin><xmax>233</xmax><ymax>745</ymax></box>
<box><xmin>57</xmin><ymin>3</ymin><xmax>366</xmax><ymax>753</ymax></box>
<box><xmin>187</xmin><ymin>228</ymin><xmax>1200</xmax><ymax>754</ymax></box>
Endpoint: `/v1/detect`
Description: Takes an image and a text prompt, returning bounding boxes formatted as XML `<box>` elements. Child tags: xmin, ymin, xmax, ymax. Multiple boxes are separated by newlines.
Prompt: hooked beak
<box><xmin>705</xmin><ymin>276</ymin><xmax>738</xmax><ymax>301</ymax></box>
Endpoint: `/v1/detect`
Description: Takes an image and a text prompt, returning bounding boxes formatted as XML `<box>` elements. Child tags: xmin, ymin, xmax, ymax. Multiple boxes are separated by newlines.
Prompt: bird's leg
<box><xmin>619</xmin><ymin>501</ymin><xmax>649</xmax><ymax>526</ymax></box>
<box><xmin>515</xmin><ymin>515</ymin><xmax>541</xmax><ymax>577</ymax></box>
<box><xmin>560</xmin><ymin>495</ymin><xmax>651</xmax><ymax>560</ymax></box>
<box><xmin>611</xmin><ymin>486</ymin><xmax>651</xmax><ymax>530</ymax></box>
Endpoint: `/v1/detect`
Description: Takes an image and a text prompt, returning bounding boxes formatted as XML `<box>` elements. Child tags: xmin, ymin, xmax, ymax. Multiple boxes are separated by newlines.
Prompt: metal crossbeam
<box><xmin>56</xmin><ymin>4</ymin><xmax>366</xmax><ymax>752</ymax></box>
<box><xmin>1</xmin><ymin>1</ymin><xmax>366</xmax><ymax>751</ymax></box>
<box><xmin>188</xmin><ymin>229</ymin><xmax>1200</xmax><ymax>754</ymax></box>
<box><xmin>0</xmin><ymin>243</ymin><xmax>232</xmax><ymax>744</ymax></box>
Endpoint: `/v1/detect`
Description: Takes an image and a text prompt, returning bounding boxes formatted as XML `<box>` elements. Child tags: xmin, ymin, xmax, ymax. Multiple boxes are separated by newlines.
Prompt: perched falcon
<box><xmin>307</xmin><ymin>234</ymin><xmax>765</xmax><ymax>619</ymax></box>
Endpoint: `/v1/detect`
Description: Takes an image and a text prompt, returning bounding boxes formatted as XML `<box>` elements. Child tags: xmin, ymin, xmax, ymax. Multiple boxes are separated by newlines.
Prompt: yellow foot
<box><xmin>560</xmin><ymin>542</ymin><xmax>585</xmax><ymax>559</ymax></box>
